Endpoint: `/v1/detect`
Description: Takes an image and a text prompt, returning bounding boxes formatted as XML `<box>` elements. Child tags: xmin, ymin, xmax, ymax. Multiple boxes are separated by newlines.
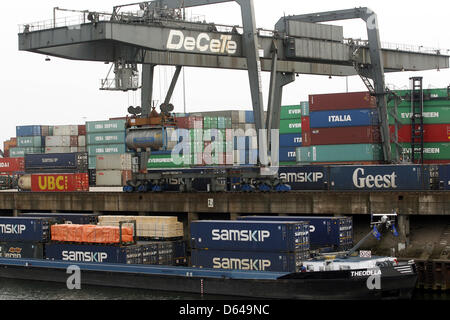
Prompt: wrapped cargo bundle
<box><xmin>51</xmin><ymin>224</ymin><xmax>134</xmax><ymax>244</ymax></box>
<box><xmin>98</xmin><ymin>216</ymin><xmax>183</xmax><ymax>239</ymax></box>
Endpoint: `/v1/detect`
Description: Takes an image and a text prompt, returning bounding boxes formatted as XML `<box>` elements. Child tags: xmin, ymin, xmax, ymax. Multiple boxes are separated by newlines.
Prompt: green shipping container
<box><xmin>280</xmin><ymin>105</ymin><xmax>302</xmax><ymax>120</ymax></box>
<box><xmin>392</xmin><ymin>143</ymin><xmax>450</xmax><ymax>161</ymax></box>
<box><xmin>280</xmin><ymin>119</ymin><xmax>302</xmax><ymax>134</ymax></box>
<box><xmin>147</xmin><ymin>154</ymin><xmax>189</xmax><ymax>169</ymax></box>
<box><xmin>388</xmin><ymin>106</ymin><xmax>450</xmax><ymax>125</ymax></box>
<box><xmin>10</xmin><ymin>147</ymin><xmax>44</xmax><ymax>158</ymax></box>
<box><xmin>388</xmin><ymin>89</ymin><xmax>450</xmax><ymax>108</ymax></box>
<box><xmin>86</xmin><ymin>120</ymin><xmax>126</xmax><ymax>133</ymax></box>
<box><xmin>87</xmin><ymin>144</ymin><xmax>127</xmax><ymax>156</ymax></box>
<box><xmin>88</xmin><ymin>156</ymin><xmax>97</xmax><ymax>169</ymax></box>
<box><xmin>17</xmin><ymin>136</ymin><xmax>44</xmax><ymax>147</ymax></box>
<box><xmin>296</xmin><ymin>144</ymin><xmax>383</xmax><ymax>163</ymax></box>
<box><xmin>87</xmin><ymin>132</ymin><xmax>126</xmax><ymax>145</ymax></box>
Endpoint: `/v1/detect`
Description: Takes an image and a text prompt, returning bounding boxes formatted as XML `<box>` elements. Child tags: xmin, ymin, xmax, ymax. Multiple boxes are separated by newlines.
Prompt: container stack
<box><xmin>18</xmin><ymin>152</ymin><xmax>89</xmax><ymax>192</ymax></box>
<box><xmin>2</xmin><ymin>138</ymin><xmax>17</xmax><ymax>158</ymax></box>
<box><xmin>297</xmin><ymin>92</ymin><xmax>383</xmax><ymax>165</ymax></box>
<box><xmin>10</xmin><ymin>125</ymin><xmax>47</xmax><ymax>158</ymax></box>
<box><xmin>190</xmin><ymin>220</ymin><xmax>310</xmax><ymax>273</ymax></box>
<box><xmin>388</xmin><ymin>88</ymin><xmax>450</xmax><ymax>163</ymax></box>
<box><xmin>0</xmin><ymin>157</ymin><xmax>25</xmax><ymax>189</ymax></box>
<box><xmin>0</xmin><ymin>217</ymin><xmax>53</xmax><ymax>260</ymax></box>
<box><xmin>86</xmin><ymin>119</ymin><xmax>128</xmax><ymax>170</ymax></box>
<box><xmin>45</xmin><ymin>125</ymin><xmax>86</xmax><ymax>154</ymax></box>
<box><xmin>279</xmin><ymin>104</ymin><xmax>304</xmax><ymax>165</ymax></box>
<box><xmin>95</xmin><ymin>154</ymin><xmax>132</xmax><ymax>187</ymax></box>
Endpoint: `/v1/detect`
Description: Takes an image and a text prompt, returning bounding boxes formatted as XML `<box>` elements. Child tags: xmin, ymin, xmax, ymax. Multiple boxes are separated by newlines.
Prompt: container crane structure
<box><xmin>18</xmin><ymin>0</ymin><xmax>449</xmax><ymax>191</ymax></box>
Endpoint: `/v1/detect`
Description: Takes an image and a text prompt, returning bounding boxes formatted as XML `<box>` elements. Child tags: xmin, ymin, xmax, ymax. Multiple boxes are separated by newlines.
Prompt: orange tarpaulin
<box><xmin>51</xmin><ymin>224</ymin><xmax>134</xmax><ymax>244</ymax></box>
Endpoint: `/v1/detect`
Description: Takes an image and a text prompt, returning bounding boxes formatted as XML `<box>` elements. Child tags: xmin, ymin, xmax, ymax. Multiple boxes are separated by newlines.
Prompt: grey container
<box><xmin>96</xmin><ymin>154</ymin><xmax>132</xmax><ymax>170</ymax></box>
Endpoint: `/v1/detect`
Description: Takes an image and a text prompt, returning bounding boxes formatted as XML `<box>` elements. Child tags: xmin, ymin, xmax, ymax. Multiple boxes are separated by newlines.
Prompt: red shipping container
<box><xmin>301</xmin><ymin>116</ymin><xmax>310</xmax><ymax>133</ymax></box>
<box><xmin>176</xmin><ymin>116</ymin><xmax>203</xmax><ymax>129</ymax></box>
<box><xmin>0</xmin><ymin>158</ymin><xmax>25</xmax><ymax>173</ymax></box>
<box><xmin>78</xmin><ymin>125</ymin><xmax>87</xmax><ymax>136</ymax></box>
<box><xmin>31</xmin><ymin>173</ymin><xmax>89</xmax><ymax>192</ymax></box>
<box><xmin>390</xmin><ymin>124</ymin><xmax>450</xmax><ymax>143</ymax></box>
<box><xmin>302</xmin><ymin>131</ymin><xmax>311</xmax><ymax>147</ymax></box>
<box><xmin>307</xmin><ymin>126</ymin><xmax>382</xmax><ymax>145</ymax></box>
<box><xmin>309</xmin><ymin>91</ymin><xmax>376</xmax><ymax>111</ymax></box>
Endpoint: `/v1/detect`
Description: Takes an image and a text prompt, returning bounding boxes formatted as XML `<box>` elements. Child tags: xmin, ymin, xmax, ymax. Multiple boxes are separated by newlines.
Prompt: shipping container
<box><xmin>78</xmin><ymin>125</ymin><xmax>87</xmax><ymax>136</ymax></box>
<box><xmin>280</xmin><ymin>119</ymin><xmax>302</xmax><ymax>134</ymax></box>
<box><xmin>309</xmin><ymin>91</ymin><xmax>376</xmax><ymax>111</ymax></box>
<box><xmin>328</xmin><ymin>165</ymin><xmax>429</xmax><ymax>191</ymax></box>
<box><xmin>147</xmin><ymin>153</ymin><xmax>190</xmax><ymax>169</ymax></box>
<box><xmin>96</xmin><ymin>154</ymin><xmax>132</xmax><ymax>170</ymax></box>
<box><xmin>87</xmin><ymin>144</ymin><xmax>127</xmax><ymax>156</ymax></box>
<box><xmin>44</xmin><ymin>243</ymin><xmax>142</xmax><ymax>264</ymax></box>
<box><xmin>28</xmin><ymin>173</ymin><xmax>89</xmax><ymax>192</ymax></box>
<box><xmin>238</xmin><ymin>216</ymin><xmax>353</xmax><ymax>250</ymax></box>
<box><xmin>280</xmin><ymin>105</ymin><xmax>302</xmax><ymax>120</ymax></box>
<box><xmin>87</xmin><ymin>132</ymin><xmax>127</xmax><ymax>145</ymax></box>
<box><xmin>0</xmin><ymin>158</ymin><xmax>25</xmax><ymax>173</ymax></box>
<box><xmin>40</xmin><ymin>126</ymin><xmax>51</xmax><ymax>137</ymax></box>
<box><xmin>25</xmin><ymin>153</ymin><xmax>88</xmax><ymax>172</ymax></box>
<box><xmin>438</xmin><ymin>165</ymin><xmax>450</xmax><ymax>190</ymax></box>
<box><xmin>96</xmin><ymin>170</ymin><xmax>132</xmax><ymax>186</ymax></box>
<box><xmin>279</xmin><ymin>133</ymin><xmax>302</xmax><ymax>148</ymax></box>
<box><xmin>45</xmin><ymin>147</ymin><xmax>72</xmax><ymax>154</ymax></box>
<box><xmin>176</xmin><ymin>116</ymin><xmax>204</xmax><ymax>129</ymax></box>
<box><xmin>387</xmin><ymin>88</ymin><xmax>450</xmax><ymax>108</ymax></box>
<box><xmin>0</xmin><ymin>217</ymin><xmax>53</xmax><ymax>242</ymax></box>
<box><xmin>10</xmin><ymin>147</ymin><xmax>43</xmax><ymax>158</ymax></box>
<box><xmin>388</xmin><ymin>105</ymin><xmax>450</xmax><ymax>125</ymax></box>
<box><xmin>86</xmin><ymin>120</ymin><xmax>126</xmax><ymax>133</ymax></box>
<box><xmin>19</xmin><ymin>213</ymin><xmax>99</xmax><ymax>225</ymax></box>
<box><xmin>304</xmin><ymin>126</ymin><xmax>382</xmax><ymax>145</ymax></box>
<box><xmin>309</xmin><ymin>108</ymin><xmax>379</xmax><ymax>128</ymax></box>
<box><xmin>278</xmin><ymin>166</ymin><xmax>328</xmax><ymax>190</ymax></box>
<box><xmin>393</xmin><ymin>143</ymin><xmax>450</xmax><ymax>161</ymax></box>
<box><xmin>296</xmin><ymin>144</ymin><xmax>383</xmax><ymax>163</ymax></box>
<box><xmin>141</xmin><ymin>240</ymin><xmax>186</xmax><ymax>265</ymax></box>
<box><xmin>300</xmin><ymin>102</ymin><xmax>309</xmax><ymax>116</ymax></box>
<box><xmin>279</xmin><ymin>147</ymin><xmax>297</xmax><ymax>163</ymax></box>
<box><xmin>53</xmin><ymin>125</ymin><xmax>79</xmax><ymax>136</ymax></box>
<box><xmin>191</xmin><ymin>249</ymin><xmax>308</xmax><ymax>272</ymax></box>
<box><xmin>16</xmin><ymin>125</ymin><xmax>41</xmax><ymax>137</ymax></box>
<box><xmin>0</xmin><ymin>242</ymin><xmax>45</xmax><ymax>259</ymax></box>
<box><xmin>389</xmin><ymin>124</ymin><xmax>450</xmax><ymax>143</ymax></box>
<box><xmin>17</xmin><ymin>136</ymin><xmax>45</xmax><ymax>148</ymax></box>
<box><xmin>301</xmin><ymin>116</ymin><xmax>310</xmax><ymax>133</ymax></box>
<box><xmin>190</xmin><ymin>220</ymin><xmax>310</xmax><ymax>252</ymax></box>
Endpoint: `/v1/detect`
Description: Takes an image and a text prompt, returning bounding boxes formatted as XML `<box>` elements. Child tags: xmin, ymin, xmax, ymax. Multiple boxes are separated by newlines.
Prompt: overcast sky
<box><xmin>1</xmin><ymin>0</ymin><xmax>450</xmax><ymax>146</ymax></box>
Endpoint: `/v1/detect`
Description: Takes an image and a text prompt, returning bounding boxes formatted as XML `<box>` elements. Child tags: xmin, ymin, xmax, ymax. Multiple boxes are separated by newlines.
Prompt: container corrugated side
<box><xmin>280</xmin><ymin>105</ymin><xmax>302</xmax><ymax>120</ymax></box>
<box><xmin>309</xmin><ymin>91</ymin><xmax>376</xmax><ymax>111</ymax></box>
<box><xmin>96</xmin><ymin>154</ymin><xmax>132</xmax><ymax>170</ymax></box>
<box><xmin>296</xmin><ymin>144</ymin><xmax>383</xmax><ymax>163</ymax></box>
<box><xmin>16</xmin><ymin>125</ymin><xmax>41</xmax><ymax>137</ymax></box>
<box><xmin>280</xmin><ymin>119</ymin><xmax>302</xmax><ymax>134</ymax></box>
<box><xmin>87</xmin><ymin>144</ymin><xmax>127</xmax><ymax>156</ymax></box>
<box><xmin>329</xmin><ymin>165</ymin><xmax>428</xmax><ymax>191</ymax></box>
<box><xmin>190</xmin><ymin>220</ymin><xmax>309</xmax><ymax>252</ymax></box>
<box><xmin>305</xmin><ymin>126</ymin><xmax>381</xmax><ymax>145</ymax></box>
<box><xmin>388</xmin><ymin>106</ymin><xmax>450</xmax><ymax>125</ymax></box>
<box><xmin>25</xmin><ymin>152</ymin><xmax>88</xmax><ymax>172</ymax></box>
<box><xmin>17</xmin><ymin>136</ymin><xmax>45</xmax><ymax>148</ymax></box>
<box><xmin>86</xmin><ymin>120</ymin><xmax>126</xmax><ymax>133</ymax></box>
<box><xmin>277</xmin><ymin>166</ymin><xmax>328</xmax><ymax>190</ymax></box>
<box><xmin>87</xmin><ymin>132</ymin><xmax>127</xmax><ymax>145</ymax></box>
<box><xmin>44</xmin><ymin>243</ymin><xmax>142</xmax><ymax>264</ymax></box>
<box><xmin>19</xmin><ymin>213</ymin><xmax>98</xmax><ymax>225</ymax></box>
<box><xmin>390</xmin><ymin>124</ymin><xmax>450</xmax><ymax>143</ymax></box>
<box><xmin>279</xmin><ymin>133</ymin><xmax>302</xmax><ymax>148</ymax></box>
<box><xmin>393</xmin><ymin>143</ymin><xmax>450</xmax><ymax>161</ymax></box>
<box><xmin>0</xmin><ymin>242</ymin><xmax>45</xmax><ymax>259</ymax></box>
<box><xmin>309</xmin><ymin>108</ymin><xmax>379</xmax><ymax>128</ymax></box>
<box><xmin>0</xmin><ymin>217</ymin><xmax>53</xmax><ymax>242</ymax></box>
<box><xmin>191</xmin><ymin>249</ymin><xmax>307</xmax><ymax>272</ymax></box>
<box><xmin>238</xmin><ymin>216</ymin><xmax>353</xmax><ymax>250</ymax></box>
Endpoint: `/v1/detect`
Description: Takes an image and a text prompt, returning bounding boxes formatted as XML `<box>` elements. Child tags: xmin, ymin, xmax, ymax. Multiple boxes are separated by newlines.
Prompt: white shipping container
<box><xmin>78</xmin><ymin>147</ymin><xmax>87</xmax><ymax>153</ymax></box>
<box><xmin>238</xmin><ymin>111</ymin><xmax>246</xmax><ymax>124</ymax></box>
<box><xmin>70</xmin><ymin>147</ymin><xmax>78</xmax><ymax>153</ymax></box>
<box><xmin>45</xmin><ymin>136</ymin><xmax>71</xmax><ymax>147</ymax></box>
<box><xmin>96</xmin><ymin>170</ymin><xmax>130</xmax><ymax>186</ymax></box>
<box><xmin>78</xmin><ymin>135</ymin><xmax>86</xmax><ymax>147</ymax></box>
<box><xmin>96</xmin><ymin>154</ymin><xmax>132</xmax><ymax>170</ymax></box>
<box><xmin>53</xmin><ymin>125</ymin><xmax>78</xmax><ymax>136</ymax></box>
<box><xmin>45</xmin><ymin>147</ymin><xmax>71</xmax><ymax>154</ymax></box>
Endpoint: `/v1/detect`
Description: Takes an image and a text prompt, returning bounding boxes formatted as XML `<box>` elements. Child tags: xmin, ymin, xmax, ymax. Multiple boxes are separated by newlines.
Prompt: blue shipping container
<box><xmin>238</xmin><ymin>216</ymin><xmax>353</xmax><ymax>250</ymax></box>
<box><xmin>309</xmin><ymin>108</ymin><xmax>379</xmax><ymax>128</ymax></box>
<box><xmin>44</xmin><ymin>243</ymin><xmax>142</xmax><ymax>264</ymax></box>
<box><xmin>191</xmin><ymin>249</ymin><xmax>308</xmax><ymax>272</ymax></box>
<box><xmin>0</xmin><ymin>242</ymin><xmax>45</xmax><ymax>259</ymax></box>
<box><xmin>19</xmin><ymin>213</ymin><xmax>99</xmax><ymax>225</ymax></box>
<box><xmin>329</xmin><ymin>165</ymin><xmax>429</xmax><ymax>191</ymax></box>
<box><xmin>190</xmin><ymin>220</ymin><xmax>309</xmax><ymax>252</ymax></box>
<box><xmin>277</xmin><ymin>166</ymin><xmax>328</xmax><ymax>190</ymax></box>
<box><xmin>16</xmin><ymin>125</ymin><xmax>41</xmax><ymax>137</ymax></box>
<box><xmin>279</xmin><ymin>147</ymin><xmax>297</xmax><ymax>163</ymax></box>
<box><xmin>279</xmin><ymin>133</ymin><xmax>302</xmax><ymax>148</ymax></box>
<box><xmin>25</xmin><ymin>153</ymin><xmax>88</xmax><ymax>171</ymax></box>
<box><xmin>0</xmin><ymin>217</ymin><xmax>53</xmax><ymax>242</ymax></box>
<box><xmin>438</xmin><ymin>165</ymin><xmax>450</xmax><ymax>190</ymax></box>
